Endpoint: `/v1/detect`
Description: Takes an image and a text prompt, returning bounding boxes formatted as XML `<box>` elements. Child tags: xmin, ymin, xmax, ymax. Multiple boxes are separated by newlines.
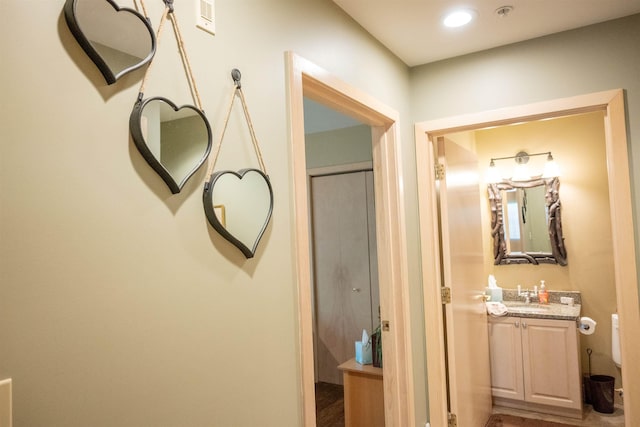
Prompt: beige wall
<box><xmin>0</xmin><ymin>1</ymin><xmax>426</xmax><ymax>426</ymax></box>
<box><xmin>473</xmin><ymin>112</ymin><xmax>619</xmax><ymax>383</ymax></box>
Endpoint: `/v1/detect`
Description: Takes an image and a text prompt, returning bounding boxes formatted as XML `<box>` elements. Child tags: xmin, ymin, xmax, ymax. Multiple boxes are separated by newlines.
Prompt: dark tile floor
<box><xmin>315</xmin><ymin>382</ymin><xmax>345</xmax><ymax>427</ymax></box>
<box><xmin>487</xmin><ymin>413</ymin><xmax>579</xmax><ymax>426</ymax></box>
<box><xmin>492</xmin><ymin>404</ymin><xmax>624</xmax><ymax>427</ymax></box>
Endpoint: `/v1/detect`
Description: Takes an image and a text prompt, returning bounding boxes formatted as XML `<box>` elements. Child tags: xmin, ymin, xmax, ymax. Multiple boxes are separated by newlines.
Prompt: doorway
<box><xmin>309</xmin><ymin>168</ymin><xmax>379</xmax><ymax>386</ymax></box>
<box><xmin>286</xmin><ymin>52</ymin><xmax>414</xmax><ymax>426</ymax></box>
<box><xmin>416</xmin><ymin>90</ymin><xmax>640</xmax><ymax>426</ymax></box>
<box><xmin>304</xmin><ymin>97</ymin><xmax>380</xmax><ymax>426</ymax></box>
<box><xmin>309</xmin><ymin>166</ymin><xmax>380</xmax><ymax>426</ymax></box>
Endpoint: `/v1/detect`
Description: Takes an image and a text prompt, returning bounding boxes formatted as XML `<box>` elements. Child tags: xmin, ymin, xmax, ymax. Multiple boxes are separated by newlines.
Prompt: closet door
<box><xmin>311</xmin><ymin>170</ymin><xmax>377</xmax><ymax>385</ymax></box>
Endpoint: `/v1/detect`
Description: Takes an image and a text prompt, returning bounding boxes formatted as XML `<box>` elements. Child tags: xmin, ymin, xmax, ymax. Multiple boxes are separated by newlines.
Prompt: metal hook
<box><xmin>231</xmin><ymin>68</ymin><xmax>242</xmax><ymax>89</ymax></box>
<box><xmin>163</xmin><ymin>0</ymin><xmax>174</xmax><ymax>13</ymax></box>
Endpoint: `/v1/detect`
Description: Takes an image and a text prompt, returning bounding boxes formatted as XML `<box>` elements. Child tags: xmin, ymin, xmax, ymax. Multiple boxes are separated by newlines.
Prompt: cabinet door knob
<box><xmin>352</xmin><ymin>288</ymin><xmax>361</xmax><ymax>292</ymax></box>
<box><xmin>522</xmin><ymin>322</ymin><xmax>527</xmax><ymax>329</ymax></box>
<box><xmin>515</xmin><ymin>321</ymin><xmax>520</xmax><ymax>328</ymax></box>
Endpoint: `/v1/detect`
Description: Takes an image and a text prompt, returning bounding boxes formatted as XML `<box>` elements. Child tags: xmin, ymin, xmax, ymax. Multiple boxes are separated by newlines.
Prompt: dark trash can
<box><xmin>589</xmin><ymin>375</ymin><xmax>615</xmax><ymax>414</ymax></box>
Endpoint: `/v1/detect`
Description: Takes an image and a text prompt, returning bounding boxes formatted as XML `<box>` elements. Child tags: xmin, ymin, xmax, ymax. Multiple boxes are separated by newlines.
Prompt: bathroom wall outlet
<box><xmin>196</xmin><ymin>0</ymin><xmax>215</xmax><ymax>35</ymax></box>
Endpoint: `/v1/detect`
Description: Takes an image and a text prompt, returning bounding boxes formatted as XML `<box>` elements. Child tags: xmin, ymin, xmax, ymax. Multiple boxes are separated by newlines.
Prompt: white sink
<box><xmin>513</xmin><ymin>304</ymin><xmax>551</xmax><ymax>313</ymax></box>
<box><xmin>503</xmin><ymin>302</ymin><xmax>553</xmax><ymax>314</ymax></box>
<box><xmin>500</xmin><ymin>301</ymin><xmax>581</xmax><ymax>320</ymax></box>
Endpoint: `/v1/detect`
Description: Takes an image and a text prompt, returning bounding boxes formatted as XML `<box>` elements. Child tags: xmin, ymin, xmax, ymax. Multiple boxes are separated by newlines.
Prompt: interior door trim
<box><xmin>286</xmin><ymin>52</ymin><xmax>415</xmax><ymax>426</ymax></box>
<box><xmin>415</xmin><ymin>89</ymin><xmax>640</xmax><ymax>426</ymax></box>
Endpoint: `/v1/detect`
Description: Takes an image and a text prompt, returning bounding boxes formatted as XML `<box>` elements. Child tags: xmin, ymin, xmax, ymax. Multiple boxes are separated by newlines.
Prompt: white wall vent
<box><xmin>196</xmin><ymin>0</ymin><xmax>215</xmax><ymax>35</ymax></box>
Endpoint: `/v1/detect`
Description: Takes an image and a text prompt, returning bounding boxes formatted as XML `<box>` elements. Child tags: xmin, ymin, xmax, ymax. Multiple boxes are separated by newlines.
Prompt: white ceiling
<box><xmin>332</xmin><ymin>0</ymin><xmax>640</xmax><ymax>66</ymax></box>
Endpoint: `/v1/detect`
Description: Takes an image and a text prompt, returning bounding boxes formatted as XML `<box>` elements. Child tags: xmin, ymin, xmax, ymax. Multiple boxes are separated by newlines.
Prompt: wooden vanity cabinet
<box><xmin>488</xmin><ymin>317</ymin><xmax>524</xmax><ymax>400</ymax></box>
<box><xmin>338</xmin><ymin>358</ymin><xmax>384</xmax><ymax>427</ymax></box>
<box><xmin>488</xmin><ymin>316</ymin><xmax>583</xmax><ymax>416</ymax></box>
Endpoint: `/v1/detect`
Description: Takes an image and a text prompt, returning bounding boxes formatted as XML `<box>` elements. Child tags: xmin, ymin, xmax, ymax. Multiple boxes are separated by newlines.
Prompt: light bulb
<box><xmin>486</xmin><ymin>160</ymin><xmax>500</xmax><ymax>184</ymax></box>
<box><xmin>443</xmin><ymin>10</ymin><xmax>475</xmax><ymax>28</ymax></box>
<box><xmin>511</xmin><ymin>163</ymin><xmax>530</xmax><ymax>181</ymax></box>
<box><xmin>542</xmin><ymin>153</ymin><xmax>560</xmax><ymax>178</ymax></box>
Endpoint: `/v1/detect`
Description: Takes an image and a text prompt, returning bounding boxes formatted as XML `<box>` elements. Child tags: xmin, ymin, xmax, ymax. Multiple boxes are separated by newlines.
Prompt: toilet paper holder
<box><xmin>577</xmin><ymin>316</ymin><xmax>597</xmax><ymax>335</ymax></box>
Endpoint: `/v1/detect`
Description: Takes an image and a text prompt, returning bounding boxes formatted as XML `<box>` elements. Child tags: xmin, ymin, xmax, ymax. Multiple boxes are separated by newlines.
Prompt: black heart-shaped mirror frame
<box><xmin>63</xmin><ymin>0</ymin><xmax>156</xmax><ymax>85</ymax></box>
<box><xmin>203</xmin><ymin>169</ymin><xmax>274</xmax><ymax>259</ymax></box>
<box><xmin>130</xmin><ymin>96</ymin><xmax>213</xmax><ymax>194</ymax></box>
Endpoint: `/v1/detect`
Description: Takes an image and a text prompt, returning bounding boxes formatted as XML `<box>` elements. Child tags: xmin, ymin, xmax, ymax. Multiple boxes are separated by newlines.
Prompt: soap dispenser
<box><xmin>539</xmin><ymin>280</ymin><xmax>549</xmax><ymax>304</ymax></box>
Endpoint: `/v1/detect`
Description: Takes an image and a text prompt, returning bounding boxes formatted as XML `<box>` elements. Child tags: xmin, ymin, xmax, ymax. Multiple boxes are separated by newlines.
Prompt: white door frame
<box><xmin>286</xmin><ymin>52</ymin><xmax>414</xmax><ymax>426</ymax></box>
<box><xmin>415</xmin><ymin>89</ymin><xmax>640</xmax><ymax>426</ymax></box>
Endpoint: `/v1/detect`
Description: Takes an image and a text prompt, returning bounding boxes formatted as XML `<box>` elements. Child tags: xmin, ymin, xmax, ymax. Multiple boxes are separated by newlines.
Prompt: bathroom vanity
<box><xmin>338</xmin><ymin>358</ymin><xmax>384</xmax><ymax>427</ymax></box>
<box><xmin>488</xmin><ymin>299</ymin><xmax>583</xmax><ymax>419</ymax></box>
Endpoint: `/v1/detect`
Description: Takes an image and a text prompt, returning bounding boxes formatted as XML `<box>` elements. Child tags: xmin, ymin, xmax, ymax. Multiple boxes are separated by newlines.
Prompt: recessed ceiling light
<box><xmin>443</xmin><ymin>9</ymin><xmax>475</xmax><ymax>28</ymax></box>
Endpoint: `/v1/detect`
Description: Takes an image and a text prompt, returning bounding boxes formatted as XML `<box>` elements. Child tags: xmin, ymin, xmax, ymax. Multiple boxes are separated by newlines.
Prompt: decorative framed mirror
<box><xmin>203</xmin><ymin>169</ymin><xmax>274</xmax><ymax>259</ymax></box>
<box><xmin>130</xmin><ymin>96</ymin><xmax>213</xmax><ymax>194</ymax></box>
<box><xmin>63</xmin><ymin>0</ymin><xmax>156</xmax><ymax>85</ymax></box>
<box><xmin>126</xmin><ymin>1</ymin><xmax>211</xmax><ymax>194</ymax></box>
<box><xmin>201</xmin><ymin>69</ymin><xmax>273</xmax><ymax>259</ymax></box>
<box><xmin>488</xmin><ymin>176</ymin><xmax>567</xmax><ymax>265</ymax></box>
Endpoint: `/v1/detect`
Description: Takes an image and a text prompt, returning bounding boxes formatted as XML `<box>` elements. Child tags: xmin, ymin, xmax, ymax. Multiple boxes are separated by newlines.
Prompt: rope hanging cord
<box><xmin>133</xmin><ymin>0</ymin><xmax>149</xmax><ymax>20</ymax></box>
<box><xmin>137</xmin><ymin>1</ymin><xmax>203</xmax><ymax>111</ymax></box>
<box><xmin>169</xmin><ymin>11</ymin><xmax>203</xmax><ymax>110</ymax></box>
<box><xmin>207</xmin><ymin>75</ymin><xmax>268</xmax><ymax>177</ymax></box>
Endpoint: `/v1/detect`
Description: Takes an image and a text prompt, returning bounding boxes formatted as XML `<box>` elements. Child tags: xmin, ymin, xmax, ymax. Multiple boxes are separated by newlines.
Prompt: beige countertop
<box><xmin>501</xmin><ymin>301</ymin><xmax>581</xmax><ymax>321</ymax></box>
<box><xmin>338</xmin><ymin>358</ymin><xmax>383</xmax><ymax>377</ymax></box>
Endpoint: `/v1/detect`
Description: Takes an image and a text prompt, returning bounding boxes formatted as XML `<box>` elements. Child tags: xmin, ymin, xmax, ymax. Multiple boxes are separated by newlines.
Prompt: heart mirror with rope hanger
<box><xmin>130</xmin><ymin>96</ymin><xmax>212</xmax><ymax>193</ymax></box>
<box><xmin>129</xmin><ymin>0</ymin><xmax>212</xmax><ymax>194</ymax></box>
<box><xmin>203</xmin><ymin>70</ymin><xmax>274</xmax><ymax>259</ymax></box>
<box><xmin>64</xmin><ymin>0</ymin><xmax>156</xmax><ymax>85</ymax></box>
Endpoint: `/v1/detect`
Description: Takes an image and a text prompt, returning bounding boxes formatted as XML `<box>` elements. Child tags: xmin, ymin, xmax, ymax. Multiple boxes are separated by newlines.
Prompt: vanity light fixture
<box><xmin>443</xmin><ymin>9</ymin><xmax>476</xmax><ymax>28</ymax></box>
<box><xmin>486</xmin><ymin>151</ymin><xmax>560</xmax><ymax>183</ymax></box>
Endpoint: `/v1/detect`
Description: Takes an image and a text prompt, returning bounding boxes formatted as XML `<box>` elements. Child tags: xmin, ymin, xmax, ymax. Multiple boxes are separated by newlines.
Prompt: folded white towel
<box><xmin>485</xmin><ymin>302</ymin><xmax>508</xmax><ymax>317</ymax></box>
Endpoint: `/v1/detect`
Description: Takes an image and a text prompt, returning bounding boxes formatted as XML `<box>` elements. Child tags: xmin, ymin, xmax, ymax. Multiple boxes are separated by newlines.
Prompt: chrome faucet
<box><xmin>517</xmin><ymin>285</ymin><xmax>538</xmax><ymax>304</ymax></box>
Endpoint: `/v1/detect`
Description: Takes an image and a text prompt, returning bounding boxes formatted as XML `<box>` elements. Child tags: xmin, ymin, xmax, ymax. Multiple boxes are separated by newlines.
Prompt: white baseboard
<box><xmin>0</xmin><ymin>378</ymin><xmax>11</xmax><ymax>427</ymax></box>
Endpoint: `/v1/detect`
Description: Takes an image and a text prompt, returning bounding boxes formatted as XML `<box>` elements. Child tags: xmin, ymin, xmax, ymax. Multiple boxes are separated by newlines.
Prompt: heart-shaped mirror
<box><xmin>203</xmin><ymin>169</ymin><xmax>274</xmax><ymax>258</ymax></box>
<box><xmin>130</xmin><ymin>97</ymin><xmax>213</xmax><ymax>194</ymax></box>
<box><xmin>64</xmin><ymin>0</ymin><xmax>156</xmax><ymax>85</ymax></box>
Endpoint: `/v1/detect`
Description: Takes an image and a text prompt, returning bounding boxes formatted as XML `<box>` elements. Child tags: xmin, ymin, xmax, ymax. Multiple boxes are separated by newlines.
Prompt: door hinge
<box><xmin>448</xmin><ymin>413</ymin><xmax>457</xmax><ymax>427</ymax></box>
<box><xmin>441</xmin><ymin>287</ymin><xmax>451</xmax><ymax>304</ymax></box>
<box><xmin>435</xmin><ymin>163</ymin><xmax>445</xmax><ymax>180</ymax></box>
<box><xmin>382</xmin><ymin>320</ymin><xmax>390</xmax><ymax>331</ymax></box>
